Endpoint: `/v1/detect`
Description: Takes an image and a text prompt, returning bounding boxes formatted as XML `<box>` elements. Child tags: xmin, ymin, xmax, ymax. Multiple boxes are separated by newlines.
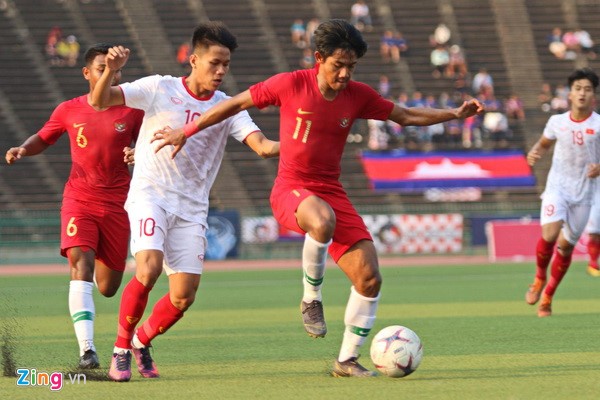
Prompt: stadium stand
<box><xmin>2</xmin><ymin>0</ymin><xmax>600</xmax><ymax>260</ymax></box>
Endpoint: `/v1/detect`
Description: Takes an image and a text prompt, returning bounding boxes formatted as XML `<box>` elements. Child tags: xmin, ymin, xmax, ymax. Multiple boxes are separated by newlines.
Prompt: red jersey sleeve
<box><xmin>37</xmin><ymin>102</ymin><xmax>69</xmax><ymax>145</ymax></box>
<box><xmin>250</xmin><ymin>72</ymin><xmax>295</xmax><ymax>109</ymax></box>
<box><xmin>353</xmin><ymin>82</ymin><xmax>395</xmax><ymax>121</ymax></box>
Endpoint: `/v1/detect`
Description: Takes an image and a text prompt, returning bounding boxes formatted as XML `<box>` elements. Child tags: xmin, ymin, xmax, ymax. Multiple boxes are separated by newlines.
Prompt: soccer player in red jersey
<box><xmin>5</xmin><ymin>43</ymin><xmax>143</xmax><ymax>369</ymax></box>
<box><xmin>153</xmin><ymin>19</ymin><xmax>483</xmax><ymax>377</ymax></box>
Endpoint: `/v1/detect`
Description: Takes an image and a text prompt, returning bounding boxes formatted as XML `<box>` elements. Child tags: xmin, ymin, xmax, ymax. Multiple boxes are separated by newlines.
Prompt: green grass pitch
<box><xmin>1</xmin><ymin>261</ymin><xmax>600</xmax><ymax>399</ymax></box>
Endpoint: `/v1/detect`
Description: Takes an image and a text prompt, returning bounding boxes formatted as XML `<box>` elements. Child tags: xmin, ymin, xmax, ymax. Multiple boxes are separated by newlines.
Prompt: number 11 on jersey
<box><xmin>293</xmin><ymin>117</ymin><xmax>312</xmax><ymax>143</ymax></box>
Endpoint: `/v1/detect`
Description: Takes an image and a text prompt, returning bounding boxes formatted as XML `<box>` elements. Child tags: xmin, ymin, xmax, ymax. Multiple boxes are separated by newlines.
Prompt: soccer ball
<box><xmin>370</xmin><ymin>325</ymin><xmax>423</xmax><ymax>378</ymax></box>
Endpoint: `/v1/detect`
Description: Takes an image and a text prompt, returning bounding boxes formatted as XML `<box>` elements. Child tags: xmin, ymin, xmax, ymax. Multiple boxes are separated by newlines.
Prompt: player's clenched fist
<box><xmin>5</xmin><ymin>147</ymin><xmax>26</xmax><ymax>164</ymax></box>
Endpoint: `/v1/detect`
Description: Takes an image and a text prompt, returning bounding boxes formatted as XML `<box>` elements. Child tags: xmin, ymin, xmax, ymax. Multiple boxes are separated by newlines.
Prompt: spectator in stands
<box><xmin>377</xmin><ymin>74</ymin><xmax>391</xmax><ymax>98</ymax></box>
<box><xmin>561</xmin><ymin>30</ymin><xmax>580</xmax><ymax>60</ymax></box>
<box><xmin>4</xmin><ymin>43</ymin><xmax>144</xmax><ymax>372</ymax></box>
<box><xmin>548</xmin><ymin>27</ymin><xmax>567</xmax><ymax>59</ymax></box>
<box><xmin>462</xmin><ymin>113</ymin><xmax>482</xmax><ymax>148</ymax></box>
<box><xmin>482</xmin><ymin>110</ymin><xmax>511</xmax><ymax>149</ymax></box>
<box><xmin>574</xmin><ymin>27</ymin><xmax>596</xmax><ymax>59</ymax></box>
<box><xmin>177</xmin><ymin>41</ymin><xmax>191</xmax><ymax>69</ymax></box>
<box><xmin>472</xmin><ymin>67</ymin><xmax>494</xmax><ymax>95</ymax></box>
<box><xmin>380</xmin><ymin>30</ymin><xmax>397</xmax><ymax>63</ymax></box>
<box><xmin>379</xmin><ymin>30</ymin><xmax>408</xmax><ymax>64</ymax></box>
<box><xmin>524</xmin><ymin>68</ymin><xmax>600</xmax><ymax>318</ymax></box>
<box><xmin>305</xmin><ymin>18</ymin><xmax>320</xmax><ymax>49</ymax></box>
<box><xmin>430</xmin><ymin>23</ymin><xmax>451</xmax><ymax>47</ymax></box>
<box><xmin>90</xmin><ymin>22</ymin><xmax>279</xmax><ymax>382</ymax></box>
<box><xmin>430</xmin><ymin>45</ymin><xmax>450</xmax><ymax>78</ymax></box>
<box><xmin>447</xmin><ymin>44</ymin><xmax>467</xmax><ymax>78</ymax></box>
<box><xmin>290</xmin><ymin>18</ymin><xmax>307</xmax><ymax>49</ymax></box>
<box><xmin>299</xmin><ymin>48</ymin><xmax>315</xmax><ymax>69</ymax></box>
<box><xmin>538</xmin><ymin>82</ymin><xmax>553</xmax><ymax>113</ymax></box>
<box><xmin>504</xmin><ymin>93</ymin><xmax>525</xmax><ymax>122</ymax></box>
<box><xmin>445</xmin><ymin>118</ymin><xmax>463</xmax><ymax>147</ymax></box>
<box><xmin>46</xmin><ymin>25</ymin><xmax>62</xmax><ymax>66</ymax></box>
<box><xmin>56</xmin><ymin>35</ymin><xmax>80</xmax><ymax>67</ymax></box>
<box><xmin>350</xmin><ymin>0</ymin><xmax>372</xmax><ymax>32</ymax></box>
<box><xmin>152</xmin><ymin>19</ymin><xmax>483</xmax><ymax>377</ymax></box>
<box><xmin>367</xmin><ymin>119</ymin><xmax>389</xmax><ymax>150</ymax></box>
<box><xmin>551</xmin><ymin>83</ymin><xmax>569</xmax><ymax>113</ymax></box>
<box><xmin>408</xmin><ymin>91</ymin><xmax>426</xmax><ymax>108</ymax></box>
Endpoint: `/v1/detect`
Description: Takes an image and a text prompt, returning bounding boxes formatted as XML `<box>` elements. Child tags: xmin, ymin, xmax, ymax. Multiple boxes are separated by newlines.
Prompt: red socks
<box><xmin>587</xmin><ymin>236</ymin><xmax>600</xmax><ymax>268</ymax></box>
<box><xmin>115</xmin><ymin>277</ymin><xmax>152</xmax><ymax>349</ymax></box>
<box><xmin>544</xmin><ymin>250</ymin><xmax>572</xmax><ymax>297</ymax></box>
<box><xmin>136</xmin><ymin>293</ymin><xmax>184</xmax><ymax>347</ymax></box>
<box><xmin>535</xmin><ymin>238</ymin><xmax>556</xmax><ymax>280</ymax></box>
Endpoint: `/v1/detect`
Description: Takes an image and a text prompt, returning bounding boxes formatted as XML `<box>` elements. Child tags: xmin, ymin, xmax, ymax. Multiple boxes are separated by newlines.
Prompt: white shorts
<box><xmin>540</xmin><ymin>192</ymin><xmax>591</xmax><ymax>245</ymax></box>
<box><xmin>586</xmin><ymin>202</ymin><xmax>600</xmax><ymax>234</ymax></box>
<box><xmin>128</xmin><ymin>201</ymin><xmax>207</xmax><ymax>275</ymax></box>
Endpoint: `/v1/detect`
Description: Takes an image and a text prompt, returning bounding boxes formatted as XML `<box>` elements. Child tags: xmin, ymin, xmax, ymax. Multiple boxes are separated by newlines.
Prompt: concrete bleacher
<box><xmin>525</xmin><ymin>0</ymin><xmax>578</xmax><ymax>88</ymax></box>
<box><xmin>388</xmin><ymin>0</ymin><xmax>457</xmax><ymax>97</ymax></box>
<box><xmin>3</xmin><ymin>0</ymin><xmax>600</xmax><ymax>220</ymax></box>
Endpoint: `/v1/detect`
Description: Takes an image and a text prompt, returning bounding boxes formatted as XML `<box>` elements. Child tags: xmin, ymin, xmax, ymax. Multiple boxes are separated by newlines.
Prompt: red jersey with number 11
<box><xmin>250</xmin><ymin>68</ymin><xmax>394</xmax><ymax>185</ymax></box>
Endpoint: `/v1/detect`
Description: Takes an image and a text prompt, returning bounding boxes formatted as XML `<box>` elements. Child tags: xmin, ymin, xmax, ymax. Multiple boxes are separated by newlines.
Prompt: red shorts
<box><xmin>270</xmin><ymin>180</ymin><xmax>372</xmax><ymax>262</ymax></box>
<box><xmin>60</xmin><ymin>197</ymin><xmax>130</xmax><ymax>271</ymax></box>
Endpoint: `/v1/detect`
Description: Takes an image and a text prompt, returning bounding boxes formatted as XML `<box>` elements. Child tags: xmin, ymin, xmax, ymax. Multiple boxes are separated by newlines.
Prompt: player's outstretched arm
<box><xmin>90</xmin><ymin>45</ymin><xmax>129</xmax><ymax>108</ymax></box>
<box><xmin>526</xmin><ymin>136</ymin><xmax>554</xmax><ymax>166</ymax></box>
<box><xmin>5</xmin><ymin>134</ymin><xmax>50</xmax><ymax>164</ymax></box>
<box><xmin>152</xmin><ymin>89</ymin><xmax>256</xmax><ymax>159</ymax></box>
<box><xmin>388</xmin><ymin>98</ymin><xmax>483</xmax><ymax>127</ymax></box>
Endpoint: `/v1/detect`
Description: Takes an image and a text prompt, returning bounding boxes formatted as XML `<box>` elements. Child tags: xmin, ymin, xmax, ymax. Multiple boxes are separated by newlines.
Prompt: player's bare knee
<box><xmin>97</xmin><ymin>283</ymin><xmax>119</xmax><ymax>298</ymax></box>
<box><xmin>311</xmin><ymin>215</ymin><xmax>336</xmax><ymax>239</ymax></box>
<box><xmin>355</xmin><ymin>273</ymin><xmax>382</xmax><ymax>298</ymax></box>
<box><xmin>171</xmin><ymin>295</ymin><xmax>195</xmax><ymax>311</ymax></box>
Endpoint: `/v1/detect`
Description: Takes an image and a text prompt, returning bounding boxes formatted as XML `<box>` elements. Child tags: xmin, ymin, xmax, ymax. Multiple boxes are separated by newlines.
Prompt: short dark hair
<box><xmin>313</xmin><ymin>19</ymin><xmax>367</xmax><ymax>59</ymax></box>
<box><xmin>568</xmin><ymin>68</ymin><xmax>599</xmax><ymax>90</ymax></box>
<box><xmin>191</xmin><ymin>21</ymin><xmax>238</xmax><ymax>52</ymax></box>
<box><xmin>84</xmin><ymin>43</ymin><xmax>114</xmax><ymax>66</ymax></box>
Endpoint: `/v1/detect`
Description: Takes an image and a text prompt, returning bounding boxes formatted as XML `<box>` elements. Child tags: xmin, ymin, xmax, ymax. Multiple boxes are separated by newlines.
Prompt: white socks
<box><xmin>338</xmin><ymin>286</ymin><xmax>380</xmax><ymax>362</ymax></box>
<box><xmin>302</xmin><ymin>233</ymin><xmax>331</xmax><ymax>303</ymax></box>
<box><xmin>69</xmin><ymin>280</ymin><xmax>95</xmax><ymax>356</ymax></box>
<box><xmin>131</xmin><ymin>333</ymin><xmax>144</xmax><ymax>350</ymax></box>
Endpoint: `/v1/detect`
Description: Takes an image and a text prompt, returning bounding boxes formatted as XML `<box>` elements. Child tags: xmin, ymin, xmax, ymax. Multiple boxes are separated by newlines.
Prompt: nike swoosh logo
<box><xmin>73</xmin><ymin>123</ymin><xmax>87</xmax><ymax>128</ymax></box>
<box><xmin>297</xmin><ymin>108</ymin><xmax>314</xmax><ymax>115</ymax></box>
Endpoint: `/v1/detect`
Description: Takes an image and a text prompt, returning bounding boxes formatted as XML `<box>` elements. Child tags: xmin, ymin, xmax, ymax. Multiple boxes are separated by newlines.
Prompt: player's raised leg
<box><xmin>295</xmin><ymin>195</ymin><xmax>334</xmax><ymax>338</ymax></box>
<box><xmin>300</xmin><ymin>233</ymin><xmax>331</xmax><ymax>338</ymax></box>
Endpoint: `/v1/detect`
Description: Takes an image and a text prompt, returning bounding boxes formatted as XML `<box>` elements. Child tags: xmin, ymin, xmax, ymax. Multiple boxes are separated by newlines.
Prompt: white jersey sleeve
<box><xmin>120</xmin><ymin>75</ymin><xmax>159</xmax><ymax>111</ymax></box>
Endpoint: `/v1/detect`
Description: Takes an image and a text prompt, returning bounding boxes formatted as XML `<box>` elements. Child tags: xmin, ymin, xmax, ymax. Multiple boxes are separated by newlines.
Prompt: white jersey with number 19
<box><xmin>542</xmin><ymin>111</ymin><xmax>600</xmax><ymax>204</ymax></box>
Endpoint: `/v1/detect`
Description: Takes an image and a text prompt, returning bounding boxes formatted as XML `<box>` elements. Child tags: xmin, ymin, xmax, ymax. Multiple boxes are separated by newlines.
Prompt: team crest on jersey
<box><xmin>586</xmin><ymin>128</ymin><xmax>595</xmax><ymax>135</ymax></box>
<box><xmin>340</xmin><ymin>117</ymin><xmax>350</xmax><ymax>128</ymax></box>
<box><xmin>171</xmin><ymin>96</ymin><xmax>184</xmax><ymax>105</ymax></box>
<box><xmin>114</xmin><ymin>121</ymin><xmax>127</xmax><ymax>133</ymax></box>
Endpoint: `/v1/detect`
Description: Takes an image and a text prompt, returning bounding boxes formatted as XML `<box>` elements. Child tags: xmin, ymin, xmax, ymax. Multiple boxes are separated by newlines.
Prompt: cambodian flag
<box><xmin>359</xmin><ymin>150</ymin><xmax>536</xmax><ymax>191</ymax></box>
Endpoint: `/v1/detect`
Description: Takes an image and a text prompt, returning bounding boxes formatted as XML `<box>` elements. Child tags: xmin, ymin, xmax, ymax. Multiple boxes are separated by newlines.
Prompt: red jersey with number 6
<box><xmin>37</xmin><ymin>95</ymin><xmax>144</xmax><ymax>205</ymax></box>
<box><xmin>249</xmin><ymin>67</ymin><xmax>393</xmax><ymax>186</ymax></box>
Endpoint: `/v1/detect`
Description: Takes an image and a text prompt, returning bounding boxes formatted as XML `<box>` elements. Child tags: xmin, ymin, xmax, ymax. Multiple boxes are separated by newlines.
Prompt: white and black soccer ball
<box><xmin>370</xmin><ymin>325</ymin><xmax>423</xmax><ymax>378</ymax></box>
